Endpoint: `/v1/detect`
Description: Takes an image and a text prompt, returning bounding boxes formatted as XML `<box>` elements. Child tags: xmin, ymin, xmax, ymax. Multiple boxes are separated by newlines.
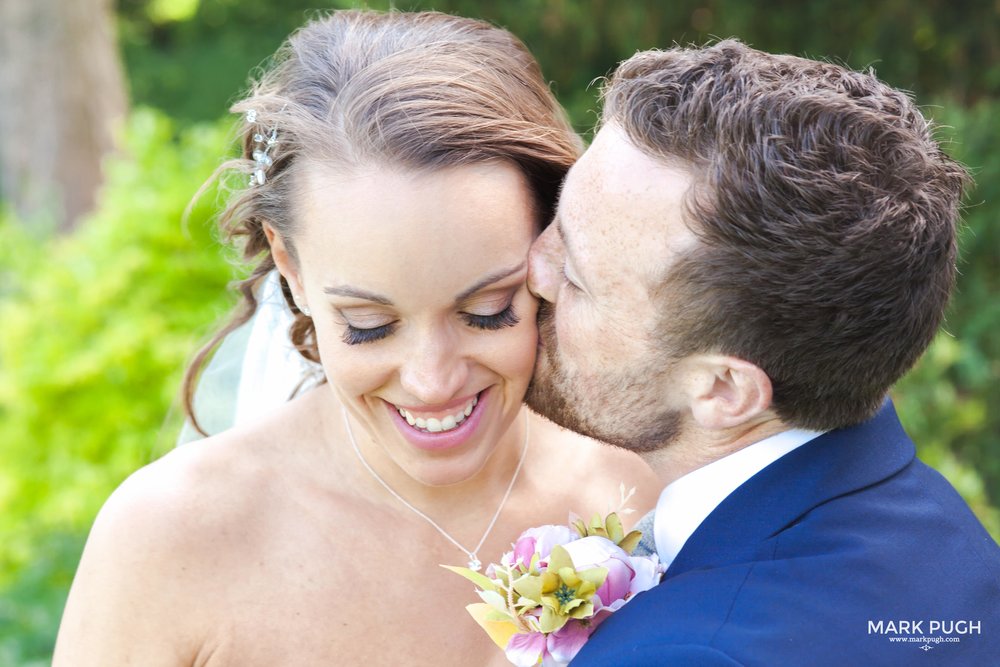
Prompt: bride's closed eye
<box><xmin>338</xmin><ymin>298</ymin><xmax>521</xmax><ymax>346</ymax></box>
<box><xmin>342</xmin><ymin>321</ymin><xmax>396</xmax><ymax>345</ymax></box>
<box><xmin>335</xmin><ymin>309</ymin><xmax>397</xmax><ymax>345</ymax></box>
<box><xmin>461</xmin><ymin>301</ymin><xmax>520</xmax><ymax>330</ymax></box>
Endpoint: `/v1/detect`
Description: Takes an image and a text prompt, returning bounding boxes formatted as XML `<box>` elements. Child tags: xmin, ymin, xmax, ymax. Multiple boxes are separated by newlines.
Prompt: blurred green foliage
<box><xmin>1</xmin><ymin>0</ymin><xmax>997</xmax><ymax>662</ymax></box>
<box><xmin>893</xmin><ymin>99</ymin><xmax>1000</xmax><ymax>536</ymax></box>
<box><xmin>0</xmin><ymin>110</ymin><xmax>237</xmax><ymax>662</ymax></box>
<box><xmin>117</xmin><ymin>0</ymin><xmax>1000</xmax><ymax>128</ymax></box>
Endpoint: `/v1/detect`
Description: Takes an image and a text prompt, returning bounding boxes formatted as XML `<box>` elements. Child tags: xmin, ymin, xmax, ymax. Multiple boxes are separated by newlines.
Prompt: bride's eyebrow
<box><xmin>322</xmin><ymin>260</ymin><xmax>526</xmax><ymax>306</ymax></box>
<box><xmin>323</xmin><ymin>285</ymin><xmax>393</xmax><ymax>305</ymax></box>
<box><xmin>454</xmin><ymin>261</ymin><xmax>526</xmax><ymax>303</ymax></box>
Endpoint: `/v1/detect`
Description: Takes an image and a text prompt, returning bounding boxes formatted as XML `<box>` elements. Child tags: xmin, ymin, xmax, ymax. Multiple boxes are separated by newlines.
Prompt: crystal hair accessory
<box><xmin>246</xmin><ymin>108</ymin><xmax>277</xmax><ymax>186</ymax></box>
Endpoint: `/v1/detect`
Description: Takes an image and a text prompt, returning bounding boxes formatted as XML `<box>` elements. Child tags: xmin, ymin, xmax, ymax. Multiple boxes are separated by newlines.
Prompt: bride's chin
<box><xmin>405</xmin><ymin>443</ymin><xmax>496</xmax><ymax>486</ymax></box>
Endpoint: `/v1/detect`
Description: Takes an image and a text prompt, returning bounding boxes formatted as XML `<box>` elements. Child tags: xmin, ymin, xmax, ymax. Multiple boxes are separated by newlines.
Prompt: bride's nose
<box><xmin>398</xmin><ymin>328</ymin><xmax>470</xmax><ymax>405</ymax></box>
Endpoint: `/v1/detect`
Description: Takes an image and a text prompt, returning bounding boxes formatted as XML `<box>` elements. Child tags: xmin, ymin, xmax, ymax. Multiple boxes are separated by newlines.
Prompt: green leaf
<box><xmin>605</xmin><ymin>512</ymin><xmax>625</xmax><ymax>543</ymax></box>
<box><xmin>547</xmin><ymin>544</ymin><xmax>574</xmax><ymax>573</ymax></box>
<box><xmin>577</xmin><ymin>566</ymin><xmax>609</xmax><ymax>588</ymax></box>
<box><xmin>538</xmin><ymin>605</ymin><xmax>570</xmax><ymax>634</ymax></box>
<box><xmin>618</xmin><ymin>530</ymin><xmax>643</xmax><ymax>555</ymax></box>
<box><xmin>440</xmin><ymin>565</ymin><xmax>498</xmax><ymax>593</ymax></box>
<box><xmin>511</xmin><ymin>572</ymin><xmax>544</xmax><ymax>603</ymax></box>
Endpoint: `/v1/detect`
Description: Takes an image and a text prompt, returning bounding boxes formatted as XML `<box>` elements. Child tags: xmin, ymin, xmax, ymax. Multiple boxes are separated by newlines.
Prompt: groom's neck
<box><xmin>640</xmin><ymin>417</ymin><xmax>790</xmax><ymax>487</ymax></box>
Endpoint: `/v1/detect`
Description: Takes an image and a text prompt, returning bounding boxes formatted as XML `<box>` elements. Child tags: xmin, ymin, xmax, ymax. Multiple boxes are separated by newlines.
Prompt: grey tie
<box><xmin>630</xmin><ymin>509</ymin><xmax>658</xmax><ymax>558</ymax></box>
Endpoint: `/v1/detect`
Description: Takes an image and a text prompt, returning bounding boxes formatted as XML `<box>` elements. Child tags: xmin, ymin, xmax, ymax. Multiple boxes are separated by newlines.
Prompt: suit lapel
<box><xmin>665</xmin><ymin>401</ymin><xmax>915</xmax><ymax>578</ymax></box>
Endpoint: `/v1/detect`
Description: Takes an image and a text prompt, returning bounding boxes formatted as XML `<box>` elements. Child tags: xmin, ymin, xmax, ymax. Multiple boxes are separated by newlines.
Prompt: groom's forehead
<box><xmin>556</xmin><ymin>132</ymin><xmax>624</xmax><ymax>237</ymax></box>
<box><xmin>558</xmin><ymin>128</ymin><xmax>652</xmax><ymax>234</ymax></box>
<box><xmin>556</xmin><ymin>126</ymin><xmax>699</xmax><ymax>285</ymax></box>
<box><xmin>553</xmin><ymin>188</ymin><xmax>655</xmax><ymax>295</ymax></box>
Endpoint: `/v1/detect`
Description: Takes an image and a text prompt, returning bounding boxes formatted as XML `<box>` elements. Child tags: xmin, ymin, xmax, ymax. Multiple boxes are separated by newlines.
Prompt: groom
<box><xmin>526</xmin><ymin>40</ymin><xmax>1000</xmax><ymax>665</ymax></box>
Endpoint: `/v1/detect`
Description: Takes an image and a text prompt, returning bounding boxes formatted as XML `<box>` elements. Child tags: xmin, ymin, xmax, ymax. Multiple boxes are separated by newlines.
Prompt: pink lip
<box><xmin>386</xmin><ymin>389</ymin><xmax>489</xmax><ymax>452</ymax></box>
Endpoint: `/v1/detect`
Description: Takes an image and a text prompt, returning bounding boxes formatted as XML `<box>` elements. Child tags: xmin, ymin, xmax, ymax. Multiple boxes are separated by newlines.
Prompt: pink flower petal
<box><xmin>595</xmin><ymin>557</ymin><xmax>635</xmax><ymax>608</ymax></box>
<box><xmin>541</xmin><ymin>654</ymin><xmax>569</xmax><ymax>667</ymax></box>
<box><xmin>627</xmin><ymin>554</ymin><xmax>663</xmax><ymax>596</ymax></box>
<box><xmin>546</xmin><ymin>621</ymin><xmax>595</xmax><ymax>663</ymax></box>
<box><xmin>512</xmin><ymin>535</ymin><xmax>537</xmax><ymax>567</ymax></box>
<box><xmin>506</xmin><ymin>631</ymin><xmax>547</xmax><ymax>667</ymax></box>
<box><xmin>520</xmin><ymin>524</ymin><xmax>578</xmax><ymax>561</ymax></box>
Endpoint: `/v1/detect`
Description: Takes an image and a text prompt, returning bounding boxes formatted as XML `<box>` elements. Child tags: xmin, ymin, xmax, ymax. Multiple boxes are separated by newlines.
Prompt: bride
<box><xmin>53</xmin><ymin>9</ymin><xmax>657</xmax><ymax>666</ymax></box>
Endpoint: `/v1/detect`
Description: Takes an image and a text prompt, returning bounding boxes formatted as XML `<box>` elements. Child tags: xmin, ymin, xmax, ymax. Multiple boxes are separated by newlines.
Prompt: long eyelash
<box><xmin>342</xmin><ymin>323</ymin><xmax>394</xmax><ymax>345</ymax></box>
<box><xmin>463</xmin><ymin>304</ymin><xmax>520</xmax><ymax>331</ymax></box>
<box><xmin>342</xmin><ymin>305</ymin><xmax>519</xmax><ymax>343</ymax></box>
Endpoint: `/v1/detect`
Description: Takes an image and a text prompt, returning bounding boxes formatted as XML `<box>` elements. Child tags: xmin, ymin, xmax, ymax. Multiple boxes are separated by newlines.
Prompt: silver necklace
<box><xmin>342</xmin><ymin>406</ymin><xmax>529</xmax><ymax>571</ymax></box>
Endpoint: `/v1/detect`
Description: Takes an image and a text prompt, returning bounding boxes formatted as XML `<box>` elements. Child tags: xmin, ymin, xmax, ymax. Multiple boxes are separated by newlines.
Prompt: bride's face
<box><xmin>276</xmin><ymin>161</ymin><xmax>539</xmax><ymax>486</ymax></box>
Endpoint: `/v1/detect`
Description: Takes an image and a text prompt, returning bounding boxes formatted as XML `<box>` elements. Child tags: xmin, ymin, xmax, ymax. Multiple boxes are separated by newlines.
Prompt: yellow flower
<box><xmin>511</xmin><ymin>544</ymin><xmax>608</xmax><ymax>634</ymax></box>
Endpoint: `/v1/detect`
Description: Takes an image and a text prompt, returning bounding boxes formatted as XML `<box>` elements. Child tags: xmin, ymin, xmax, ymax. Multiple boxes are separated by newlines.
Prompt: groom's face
<box><xmin>525</xmin><ymin>124</ymin><xmax>699</xmax><ymax>452</ymax></box>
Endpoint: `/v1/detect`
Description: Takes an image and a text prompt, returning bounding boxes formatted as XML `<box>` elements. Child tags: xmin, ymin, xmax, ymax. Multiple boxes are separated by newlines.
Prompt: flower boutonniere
<box><xmin>444</xmin><ymin>486</ymin><xmax>662</xmax><ymax>666</ymax></box>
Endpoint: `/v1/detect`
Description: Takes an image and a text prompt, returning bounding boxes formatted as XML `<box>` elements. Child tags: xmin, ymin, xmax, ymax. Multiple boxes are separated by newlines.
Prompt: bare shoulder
<box><xmin>527</xmin><ymin>410</ymin><xmax>660</xmax><ymax>526</ymax></box>
<box><xmin>101</xmin><ymin>426</ymin><xmax>276</xmax><ymax>555</ymax></box>
<box><xmin>52</xmin><ymin>426</ymin><xmax>280</xmax><ymax>666</ymax></box>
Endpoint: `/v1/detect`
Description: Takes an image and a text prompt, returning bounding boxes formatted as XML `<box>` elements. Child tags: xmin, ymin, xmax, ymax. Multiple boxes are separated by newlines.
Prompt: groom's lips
<box><xmin>386</xmin><ymin>389</ymin><xmax>489</xmax><ymax>451</ymax></box>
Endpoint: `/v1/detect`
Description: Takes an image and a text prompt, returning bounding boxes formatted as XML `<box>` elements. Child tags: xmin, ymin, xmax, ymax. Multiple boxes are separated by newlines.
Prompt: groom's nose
<box><xmin>528</xmin><ymin>224</ymin><xmax>563</xmax><ymax>304</ymax></box>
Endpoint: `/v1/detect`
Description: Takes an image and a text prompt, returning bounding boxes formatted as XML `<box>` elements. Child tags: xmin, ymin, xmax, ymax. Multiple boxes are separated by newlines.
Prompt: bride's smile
<box><xmin>388</xmin><ymin>391</ymin><xmax>483</xmax><ymax>450</ymax></box>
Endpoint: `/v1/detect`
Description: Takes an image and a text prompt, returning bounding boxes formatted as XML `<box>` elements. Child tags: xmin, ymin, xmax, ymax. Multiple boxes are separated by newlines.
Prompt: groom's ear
<box><xmin>263</xmin><ymin>222</ymin><xmax>304</xmax><ymax>295</ymax></box>
<box><xmin>679</xmin><ymin>355</ymin><xmax>773</xmax><ymax>430</ymax></box>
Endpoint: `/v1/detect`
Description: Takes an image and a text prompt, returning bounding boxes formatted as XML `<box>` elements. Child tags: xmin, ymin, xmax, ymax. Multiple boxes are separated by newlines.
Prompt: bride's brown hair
<box><xmin>182</xmin><ymin>10</ymin><xmax>581</xmax><ymax>435</ymax></box>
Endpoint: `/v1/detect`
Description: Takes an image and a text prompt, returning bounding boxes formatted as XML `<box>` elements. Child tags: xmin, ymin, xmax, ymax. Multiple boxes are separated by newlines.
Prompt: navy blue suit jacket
<box><xmin>572</xmin><ymin>403</ymin><xmax>1000</xmax><ymax>666</ymax></box>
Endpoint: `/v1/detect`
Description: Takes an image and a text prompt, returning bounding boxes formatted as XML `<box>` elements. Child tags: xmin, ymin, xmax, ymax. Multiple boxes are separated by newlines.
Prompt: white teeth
<box><xmin>396</xmin><ymin>395</ymin><xmax>479</xmax><ymax>434</ymax></box>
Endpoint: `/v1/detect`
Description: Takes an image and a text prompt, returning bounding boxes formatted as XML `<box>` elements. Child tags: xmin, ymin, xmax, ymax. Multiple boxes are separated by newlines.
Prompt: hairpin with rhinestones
<box><xmin>246</xmin><ymin>109</ymin><xmax>277</xmax><ymax>187</ymax></box>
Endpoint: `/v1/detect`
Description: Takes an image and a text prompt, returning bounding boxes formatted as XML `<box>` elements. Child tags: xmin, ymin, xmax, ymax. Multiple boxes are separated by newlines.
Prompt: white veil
<box><xmin>178</xmin><ymin>270</ymin><xmax>324</xmax><ymax>443</ymax></box>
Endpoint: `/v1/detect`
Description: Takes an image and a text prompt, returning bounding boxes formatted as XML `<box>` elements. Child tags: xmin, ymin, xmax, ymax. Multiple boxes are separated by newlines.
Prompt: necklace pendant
<box><xmin>343</xmin><ymin>406</ymin><xmax>529</xmax><ymax>581</ymax></box>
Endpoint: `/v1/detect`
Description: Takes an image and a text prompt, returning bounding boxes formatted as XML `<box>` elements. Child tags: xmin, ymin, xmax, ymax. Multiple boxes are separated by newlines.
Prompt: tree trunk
<box><xmin>0</xmin><ymin>0</ymin><xmax>127</xmax><ymax>232</ymax></box>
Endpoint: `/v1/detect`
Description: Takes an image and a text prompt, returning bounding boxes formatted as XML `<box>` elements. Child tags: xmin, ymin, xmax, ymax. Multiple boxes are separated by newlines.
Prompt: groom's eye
<box><xmin>562</xmin><ymin>267</ymin><xmax>581</xmax><ymax>291</ymax></box>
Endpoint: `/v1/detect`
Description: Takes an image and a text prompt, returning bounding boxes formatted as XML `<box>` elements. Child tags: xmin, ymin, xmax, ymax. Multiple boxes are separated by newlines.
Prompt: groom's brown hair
<box><xmin>602</xmin><ymin>40</ymin><xmax>969</xmax><ymax>430</ymax></box>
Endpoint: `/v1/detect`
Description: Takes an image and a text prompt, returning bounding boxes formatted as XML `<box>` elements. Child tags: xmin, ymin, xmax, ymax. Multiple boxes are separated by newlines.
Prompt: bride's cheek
<box><xmin>499</xmin><ymin>312</ymin><xmax>539</xmax><ymax>386</ymax></box>
<box><xmin>313</xmin><ymin>328</ymin><xmax>391</xmax><ymax>396</ymax></box>
<box><xmin>517</xmin><ymin>291</ymin><xmax>541</xmax><ymax>368</ymax></box>
<box><xmin>329</xmin><ymin>361</ymin><xmax>396</xmax><ymax>406</ymax></box>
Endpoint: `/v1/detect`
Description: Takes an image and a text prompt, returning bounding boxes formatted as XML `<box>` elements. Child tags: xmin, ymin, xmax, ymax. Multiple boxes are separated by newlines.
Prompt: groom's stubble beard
<box><xmin>525</xmin><ymin>301</ymin><xmax>683</xmax><ymax>454</ymax></box>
